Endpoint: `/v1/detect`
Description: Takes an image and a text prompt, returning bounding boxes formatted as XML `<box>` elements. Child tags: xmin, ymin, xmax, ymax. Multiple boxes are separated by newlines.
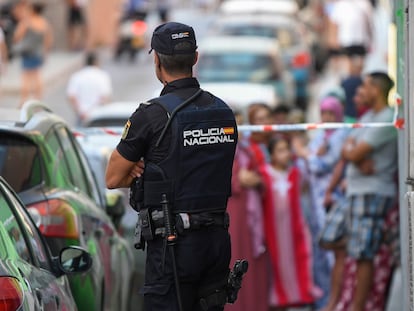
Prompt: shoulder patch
<box><xmin>121</xmin><ymin>120</ymin><xmax>131</xmax><ymax>140</ymax></box>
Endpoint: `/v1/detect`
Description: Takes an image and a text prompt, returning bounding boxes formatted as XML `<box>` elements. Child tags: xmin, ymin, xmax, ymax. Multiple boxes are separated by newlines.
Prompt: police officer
<box><xmin>105</xmin><ymin>22</ymin><xmax>238</xmax><ymax>311</ymax></box>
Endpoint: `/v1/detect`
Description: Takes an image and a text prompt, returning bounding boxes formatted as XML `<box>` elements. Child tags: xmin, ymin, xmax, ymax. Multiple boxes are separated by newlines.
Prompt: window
<box><xmin>198</xmin><ymin>53</ymin><xmax>275</xmax><ymax>83</ymax></box>
<box><xmin>3</xmin><ymin>185</ymin><xmax>51</xmax><ymax>271</ymax></box>
<box><xmin>54</xmin><ymin>126</ymin><xmax>90</xmax><ymax>196</ymax></box>
<box><xmin>0</xmin><ymin>190</ymin><xmax>31</xmax><ymax>263</ymax></box>
<box><xmin>0</xmin><ymin>134</ymin><xmax>42</xmax><ymax>192</ymax></box>
<box><xmin>45</xmin><ymin>129</ymin><xmax>73</xmax><ymax>188</ymax></box>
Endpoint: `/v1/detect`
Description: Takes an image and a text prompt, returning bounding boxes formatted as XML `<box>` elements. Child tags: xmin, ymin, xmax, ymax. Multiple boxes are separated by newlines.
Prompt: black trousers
<box><xmin>141</xmin><ymin>227</ymin><xmax>231</xmax><ymax>311</ymax></box>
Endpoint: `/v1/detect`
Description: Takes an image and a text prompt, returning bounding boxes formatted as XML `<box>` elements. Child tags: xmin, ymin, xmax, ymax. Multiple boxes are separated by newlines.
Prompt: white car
<box><xmin>201</xmin><ymin>82</ymin><xmax>278</xmax><ymax>116</ymax></box>
<box><xmin>84</xmin><ymin>101</ymin><xmax>138</xmax><ymax>127</ymax></box>
<box><xmin>218</xmin><ymin>0</ymin><xmax>299</xmax><ymax>17</ymax></box>
<box><xmin>209</xmin><ymin>14</ymin><xmax>313</xmax><ymax>105</ymax></box>
<box><xmin>196</xmin><ymin>36</ymin><xmax>296</xmax><ymax>105</ymax></box>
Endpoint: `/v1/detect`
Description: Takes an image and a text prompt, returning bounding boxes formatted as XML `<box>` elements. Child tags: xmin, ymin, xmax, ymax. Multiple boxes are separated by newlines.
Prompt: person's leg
<box><xmin>32</xmin><ymin>69</ymin><xmax>43</xmax><ymax>100</ymax></box>
<box><xmin>347</xmin><ymin>194</ymin><xmax>393</xmax><ymax>311</ymax></box>
<box><xmin>319</xmin><ymin>197</ymin><xmax>349</xmax><ymax>311</ymax></box>
<box><xmin>20</xmin><ymin>70</ymin><xmax>33</xmax><ymax>107</ymax></box>
<box><xmin>351</xmin><ymin>259</ymin><xmax>374</xmax><ymax>311</ymax></box>
<box><xmin>320</xmin><ymin>247</ymin><xmax>346</xmax><ymax>311</ymax></box>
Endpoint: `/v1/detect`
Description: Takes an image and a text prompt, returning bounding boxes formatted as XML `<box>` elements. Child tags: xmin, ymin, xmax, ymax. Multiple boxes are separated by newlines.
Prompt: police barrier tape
<box><xmin>73</xmin><ymin>118</ymin><xmax>404</xmax><ymax>139</ymax></box>
<box><xmin>73</xmin><ymin>96</ymin><xmax>405</xmax><ymax>136</ymax></box>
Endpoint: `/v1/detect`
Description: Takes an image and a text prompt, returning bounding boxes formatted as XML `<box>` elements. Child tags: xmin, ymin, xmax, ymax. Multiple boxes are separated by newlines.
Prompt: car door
<box><xmin>0</xmin><ymin>179</ymin><xmax>77</xmax><ymax>311</ymax></box>
<box><xmin>53</xmin><ymin>124</ymin><xmax>122</xmax><ymax>307</ymax></box>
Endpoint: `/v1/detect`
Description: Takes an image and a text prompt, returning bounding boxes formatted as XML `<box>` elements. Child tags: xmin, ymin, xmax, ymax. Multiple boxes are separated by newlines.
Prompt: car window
<box><xmin>0</xmin><ymin>190</ymin><xmax>31</xmax><ymax>263</ymax></box>
<box><xmin>87</xmin><ymin>118</ymin><xmax>126</xmax><ymax>127</ymax></box>
<box><xmin>222</xmin><ymin>25</ymin><xmax>276</xmax><ymax>38</ymax></box>
<box><xmin>45</xmin><ymin>129</ymin><xmax>74</xmax><ymax>187</ymax></box>
<box><xmin>197</xmin><ymin>53</ymin><xmax>276</xmax><ymax>82</ymax></box>
<box><xmin>3</xmin><ymin>185</ymin><xmax>51</xmax><ymax>271</ymax></box>
<box><xmin>72</xmin><ymin>136</ymin><xmax>104</xmax><ymax>207</ymax></box>
<box><xmin>0</xmin><ymin>134</ymin><xmax>42</xmax><ymax>192</ymax></box>
<box><xmin>54</xmin><ymin>125</ymin><xmax>90</xmax><ymax>195</ymax></box>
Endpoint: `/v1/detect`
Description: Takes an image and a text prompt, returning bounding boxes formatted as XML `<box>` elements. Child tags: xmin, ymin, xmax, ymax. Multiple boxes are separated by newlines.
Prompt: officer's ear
<box><xmin>154</xmin><ymin>52</ymin><xmax>161</xmax><ymax>68</ymax></box>
<box><xmin>193</xmin><ymin>51</ymin><xmax>198</xmax><ymax>66</ymax></box>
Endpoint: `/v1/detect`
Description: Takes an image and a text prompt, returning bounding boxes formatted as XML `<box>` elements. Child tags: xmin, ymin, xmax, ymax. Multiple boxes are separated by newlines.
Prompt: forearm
<box><xmin>106</xmin><ymin>150</ymin><xmax>143</xmax><ymax>189</ymax></box>
<box><xmin>326</xmin><ymin>158</ymin><xmax>346</xmax><ymax>192</ymax></box>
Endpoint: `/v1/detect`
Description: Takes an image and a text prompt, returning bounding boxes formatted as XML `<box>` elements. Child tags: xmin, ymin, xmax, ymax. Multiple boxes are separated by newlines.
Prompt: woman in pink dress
<box><xmin>226</xmin><ymin>105</ymin><xmax>273</xmax><ymax>311</ymax></box>
<box><xmin>259</xmin><ymin>136</ymin><xmax>321</xmax><ymax>310</ymax></box>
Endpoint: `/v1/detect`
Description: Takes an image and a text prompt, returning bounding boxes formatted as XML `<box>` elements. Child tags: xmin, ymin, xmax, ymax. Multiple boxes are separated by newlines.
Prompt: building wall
<box><xmin>43</xmin><ymin>0</ymin><xmax>67</xmax><ymax>50</ymax></box>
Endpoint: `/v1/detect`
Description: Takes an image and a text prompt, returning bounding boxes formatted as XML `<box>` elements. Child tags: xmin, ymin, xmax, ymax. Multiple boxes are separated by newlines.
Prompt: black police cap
<box><xmin>149</xmin><ymin>22</ymin><xmax>197</xmax><ymax>55</ymax></box>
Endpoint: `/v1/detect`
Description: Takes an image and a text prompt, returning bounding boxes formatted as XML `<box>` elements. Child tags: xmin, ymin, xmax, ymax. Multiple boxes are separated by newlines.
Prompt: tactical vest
<box><xmin>142</xmin><ymin>90</ymin><xmax>237</xmax><ymax>213</ymax></box>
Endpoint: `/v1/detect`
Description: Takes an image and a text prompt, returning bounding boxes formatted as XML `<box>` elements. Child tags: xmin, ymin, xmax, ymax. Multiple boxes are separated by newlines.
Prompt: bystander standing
<box><xmin>12</xmin><ymin>1</ymin><xmax>53</xmax><ymax>106</ymax></box>
<box><xmin>66</xmin><ymin>52</ymin><xmax>112</xmax><ymax>125</ymax></box>
<box><xmin>341</xmin><ymin>72</ymin><xmax>397</xmax><ymax>311</ymax></box>
<box><xmin>66</xmin><ymin>0</ymin><xmax>86</xmax><ymax>51</ymax></box>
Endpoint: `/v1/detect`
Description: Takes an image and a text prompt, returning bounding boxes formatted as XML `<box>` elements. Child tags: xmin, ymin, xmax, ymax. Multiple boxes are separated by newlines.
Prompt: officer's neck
<box><xmin>161</xmin><ymin>71</ymin><xmax>192</xmax><ymax>85</ymax></box>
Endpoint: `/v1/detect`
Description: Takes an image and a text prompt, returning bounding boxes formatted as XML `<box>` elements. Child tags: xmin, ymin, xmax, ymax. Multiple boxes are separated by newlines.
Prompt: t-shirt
<box><xmin>330</xmin><ymin>0</ymin><xmax>372</xmax><ymax>48</ymax></box>
<box><xmin>66</xmin><ymin>66</ymin><xmax>112</xmax><ymax>116</ymax></box>
<box><xmin>346</xmin><ymin>107</ymin><xmax>398</xmax><ymax>196</ymax></box>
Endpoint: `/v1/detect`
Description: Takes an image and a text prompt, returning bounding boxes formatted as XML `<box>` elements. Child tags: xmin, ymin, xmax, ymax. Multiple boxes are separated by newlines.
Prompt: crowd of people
<box><xmin>227</xmin><ymin>0</ymin><xmax>400</xmax><ymax>302</ymax></box>
<box><xmin>226</xmin><ymin>2</ymin><xmax>398</xmax><ymax>311</ymax></box>
<box><xmin>227</xmin><ymin>67</ymin><xmax>399</xmax><ymax>311</ymax></box>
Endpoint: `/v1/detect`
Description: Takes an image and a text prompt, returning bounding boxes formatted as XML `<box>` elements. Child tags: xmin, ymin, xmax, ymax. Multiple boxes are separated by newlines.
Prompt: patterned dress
<box><xmin>259</xmin><ymin>164</ymin><xmax>321</xmax><ymax>308</ymax></box>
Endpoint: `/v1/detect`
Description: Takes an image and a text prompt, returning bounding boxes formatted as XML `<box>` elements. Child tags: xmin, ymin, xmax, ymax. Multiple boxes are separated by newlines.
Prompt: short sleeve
<box><xmin>360</xmin><ymin>127</ymin><xmax>397</xmax><ymax>149</ymax></box>
<box><xmin>359</xmin><ymin>109</ymin><xmax>397</xmax><ymax>149</ymax></box>
<box><xmin>116</xmin><ymin>104</ymin><xmax>152</xmax><ymax>162</ymax></box>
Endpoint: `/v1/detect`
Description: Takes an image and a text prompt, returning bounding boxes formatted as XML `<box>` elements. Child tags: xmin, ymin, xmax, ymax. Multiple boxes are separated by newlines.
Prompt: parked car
<box><xmin>0</xmin><ymin>101</ymin><xmax>135</xmax><ymax>311</ymax></box>
<box><xmin>75</xmin><ymin>101</ymin><xmax>145</xmax><ymax>311</ymax></box>
<box><xmin>83</xmin><ymin>101</ymin><xmax>138</xmax><ymax>127</ymax></box>
<box><xmin>0</xmin><ymin>175</ymin><xmax>92</xmax><ymax>311</ymax></box>
<box><xmin>196</xmin><ymin>35</ymin><xmax>295</xmax><ymax>105</ymax></box>
<box><xmin>200</xmin><ymin>82</ymin><xmax>278</xmax><ymax>117</ymax></box>
<box><xmin>210</xmin><ymin>14</ymin><xmax>313</xmax><ymax>107</ymax></box>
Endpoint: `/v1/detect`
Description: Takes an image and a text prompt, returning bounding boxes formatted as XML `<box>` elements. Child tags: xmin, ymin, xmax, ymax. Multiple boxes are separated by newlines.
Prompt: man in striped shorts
<box><xmin>341</xmin><ymin>72</ymin><xmax>397</xmax><ymax>311</ymax></box>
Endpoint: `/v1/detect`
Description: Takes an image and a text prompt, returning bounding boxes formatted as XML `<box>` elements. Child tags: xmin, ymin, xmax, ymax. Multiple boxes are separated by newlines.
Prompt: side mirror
<box><xmin>58</xmin><ymin>246</ymin><xmax>92</xmax><ymax>275</ymax></box>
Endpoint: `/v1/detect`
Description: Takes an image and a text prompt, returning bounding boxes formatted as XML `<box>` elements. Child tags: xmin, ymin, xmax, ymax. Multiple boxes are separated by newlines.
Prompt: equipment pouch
<box><xmin>129</xmin><ymin>177</ymin><xmax>144</xmax><ymax>211</ymax></box>
<box><xmin>140</xmin><ymin>208</ymin><xmax>155</xmax><ymax>241</ymax></box>
<box><xmin>134</xmin><ymin>212</ymin><xmax>146</xmax><ymax>250</ymax></box>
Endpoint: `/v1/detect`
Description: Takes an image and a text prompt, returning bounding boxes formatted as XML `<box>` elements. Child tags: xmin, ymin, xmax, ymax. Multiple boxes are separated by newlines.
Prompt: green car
<box><xmin>0</xmin><ymin>101</ymin><xmax>135</xmax><ymax>311</ymax></box>
<box><xmin>0</xmin><ymin>175</ymin><xmax>93</xmax><ymax>311</ymax></box>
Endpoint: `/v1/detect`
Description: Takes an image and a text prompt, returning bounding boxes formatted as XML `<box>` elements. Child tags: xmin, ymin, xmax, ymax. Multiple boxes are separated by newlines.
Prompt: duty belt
<box><xmin>174</xmin><ymin>212</ymin><xmax>230</xmax><ymax>235</ymax></box>
<box><xmin>148</xmin><ymin>210</ymin><xmax>229</xmax><ymax>237</ymax></box>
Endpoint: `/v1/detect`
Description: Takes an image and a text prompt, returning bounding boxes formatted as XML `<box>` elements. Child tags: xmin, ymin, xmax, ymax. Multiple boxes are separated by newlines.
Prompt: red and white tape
<box><xmin>74</xmin><ymin>96</ymin><xmax>405</xmax><ymax>136</ymax></box>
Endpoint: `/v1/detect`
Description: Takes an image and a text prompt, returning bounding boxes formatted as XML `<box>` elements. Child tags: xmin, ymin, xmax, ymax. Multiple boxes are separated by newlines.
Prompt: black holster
<box><xmin>129</xmin><ymin>177</ymin><xmax>144</xmax><ymax>212</ymax></box>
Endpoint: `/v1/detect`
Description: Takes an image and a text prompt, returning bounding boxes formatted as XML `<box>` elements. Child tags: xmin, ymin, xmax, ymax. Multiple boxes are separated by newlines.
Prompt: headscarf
<box><xmin>320</xmin><ymin>96</ymin><xmax>344</xmax><ymax>122</ymax></box>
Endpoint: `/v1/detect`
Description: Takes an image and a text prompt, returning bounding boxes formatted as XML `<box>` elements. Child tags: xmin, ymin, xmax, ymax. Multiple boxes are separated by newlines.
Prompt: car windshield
<box><xmin>86</xmin><ymin>118</ymin><xmax>126</xmax><ymax>127</ymax></box>
<box><xmin>220</xmin><ymin>25</ymin><xmax>298</xmax><ymax>47</ymax></box>
<box><xmin>197</xmin><ymin>53</ymin><xmax>275</xmax><ymax>83</ymax></box>
<box><xmin>0</xmin><ymin>135</ymin><xmax>42</xmax><ymax>193</ymax></box>
<box><xmin>222</xmin><ymin>25</ymin><xmax>276</xmax><ymax>38</ymax></box>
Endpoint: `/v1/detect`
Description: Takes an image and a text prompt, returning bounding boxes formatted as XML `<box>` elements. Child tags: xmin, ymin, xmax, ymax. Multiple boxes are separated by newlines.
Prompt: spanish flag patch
<box><xmin>223</xmin><ymin>127</ymin><xmax>235</xmax><ymax>135</ymax></box>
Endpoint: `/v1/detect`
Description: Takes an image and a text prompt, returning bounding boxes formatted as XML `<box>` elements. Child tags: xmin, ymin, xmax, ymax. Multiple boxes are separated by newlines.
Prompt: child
<box><xmin>259</xmin><ymin>136</ymin><xmax>320</xmax><ymax>310</ymax></box>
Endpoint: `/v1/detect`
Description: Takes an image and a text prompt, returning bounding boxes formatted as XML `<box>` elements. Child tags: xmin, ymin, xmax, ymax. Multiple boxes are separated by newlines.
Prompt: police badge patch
<box><xmin>121</xmin><ymin>120</ymin><xmax>131</xmax><ymax>140</ymax></box>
